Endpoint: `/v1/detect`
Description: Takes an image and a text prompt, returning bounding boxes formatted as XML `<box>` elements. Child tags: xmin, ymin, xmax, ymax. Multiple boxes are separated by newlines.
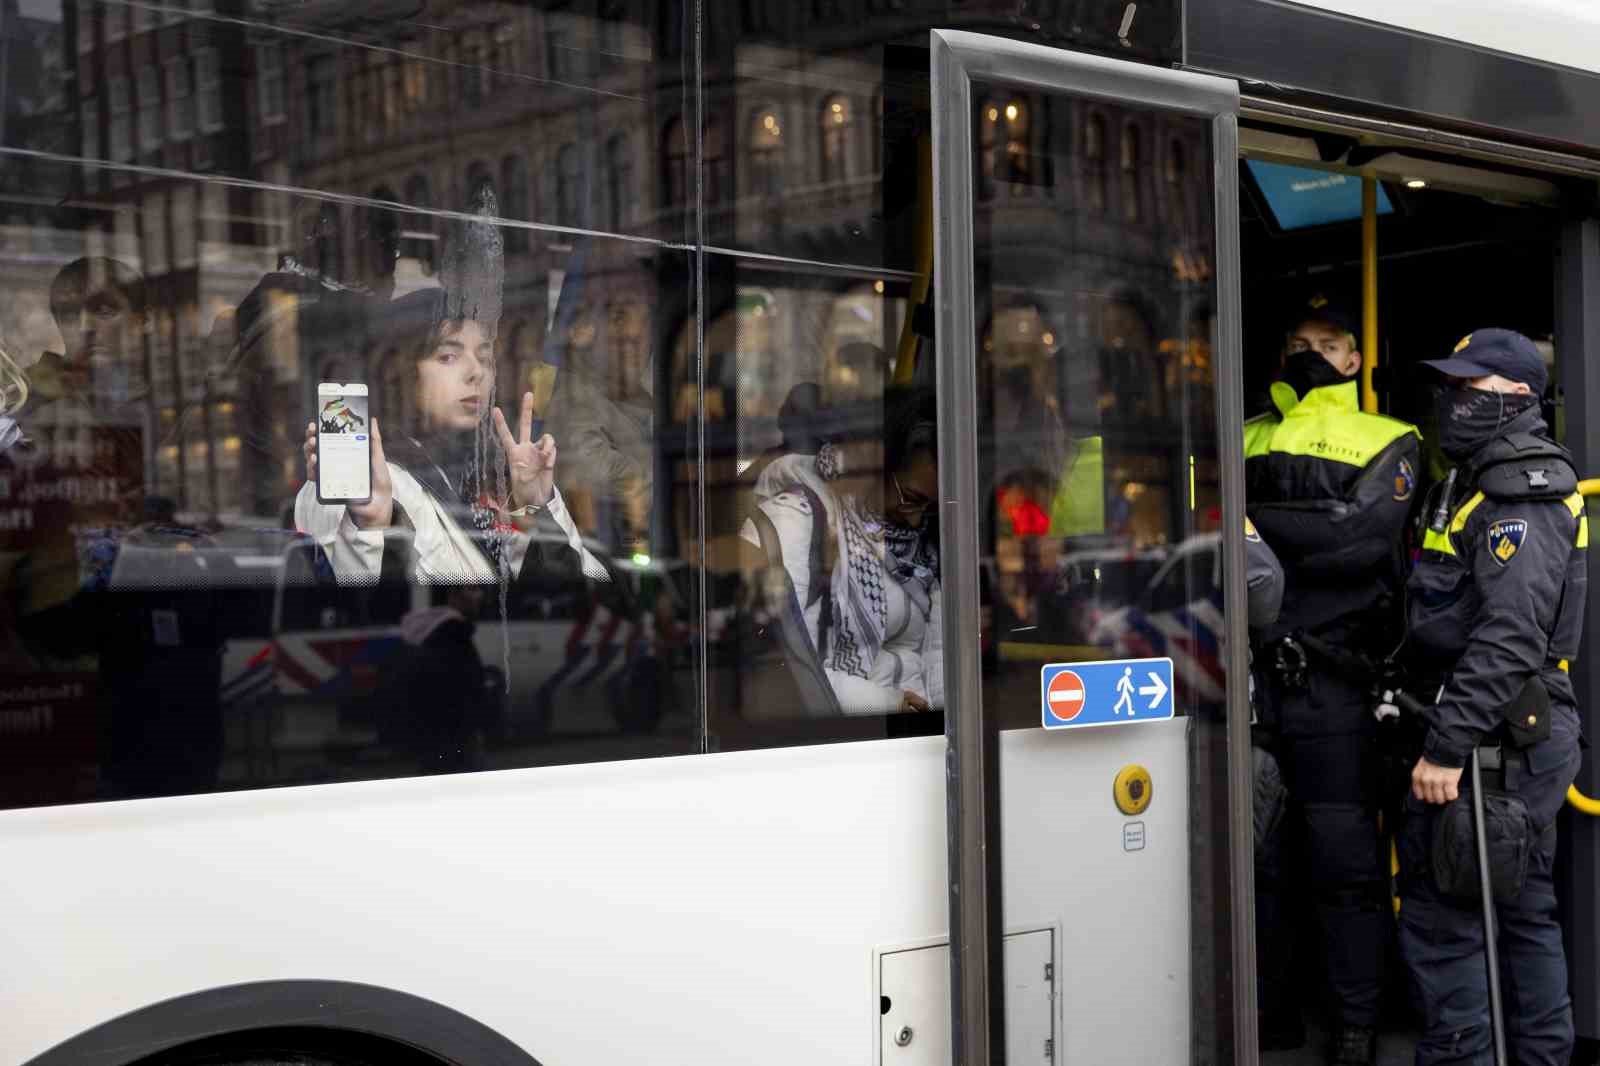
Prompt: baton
<box><xmin>1469</xmin><ymin>747</ymin><xmax>1509</xmax><ymax>1066</ymax></box>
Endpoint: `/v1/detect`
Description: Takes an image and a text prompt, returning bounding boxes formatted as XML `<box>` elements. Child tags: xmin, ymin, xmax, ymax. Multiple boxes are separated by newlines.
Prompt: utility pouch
<box><xmin>1430</xmin><ymin>790</ymin><xmax>1536</xmax><ymax>905</ymax></box>
<box><xmin>1500</xmin><ymin>675</ymin><xmax>1553</xmax><ymax>749</ymax></box>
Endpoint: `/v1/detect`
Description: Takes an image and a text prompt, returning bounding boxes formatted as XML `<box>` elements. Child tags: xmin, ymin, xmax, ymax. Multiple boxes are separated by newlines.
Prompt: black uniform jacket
<box><xmin>1407</xmin><ymin>409</ymin><xmax>1587</xmax><ymax>768</ymax></box>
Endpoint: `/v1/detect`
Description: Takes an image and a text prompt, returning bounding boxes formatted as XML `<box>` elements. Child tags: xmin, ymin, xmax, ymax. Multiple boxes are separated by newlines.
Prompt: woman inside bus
<box><xmin>741</xmin><ymin>387</ymin><xmax>942</xmax><ymax>715</ymax></box>
<box><xmin>296</xmin><ymin>288</ymin><xmax>607</xmax><ymax>588</ymax></box>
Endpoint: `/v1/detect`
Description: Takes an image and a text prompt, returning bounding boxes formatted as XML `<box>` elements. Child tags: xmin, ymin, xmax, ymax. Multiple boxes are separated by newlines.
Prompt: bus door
<box><xmin>927</xmin><ymin>31</ymin><xmax>1254</xmax><ymax>1064</ymax></box>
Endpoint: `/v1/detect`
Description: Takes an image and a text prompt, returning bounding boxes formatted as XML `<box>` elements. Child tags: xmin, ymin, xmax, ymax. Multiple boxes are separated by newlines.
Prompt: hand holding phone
<box><xmin>309</xmin><ymin>383</ymin><xmax>393</xmax><ymax>528</ymax></box>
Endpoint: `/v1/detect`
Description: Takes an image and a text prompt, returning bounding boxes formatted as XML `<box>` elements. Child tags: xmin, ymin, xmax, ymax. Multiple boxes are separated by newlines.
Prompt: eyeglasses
<box><xmin>892</xmin><ymin>472</ymin><xmax>933</xmax><ymax>515</ymax></box>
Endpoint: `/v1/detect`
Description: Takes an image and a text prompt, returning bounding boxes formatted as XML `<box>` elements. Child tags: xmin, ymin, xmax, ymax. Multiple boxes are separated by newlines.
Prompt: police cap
<box><xmin>1421</xmin><ymin>329</ymin><xmax>1547</xmax><ymax>396</ymax></box>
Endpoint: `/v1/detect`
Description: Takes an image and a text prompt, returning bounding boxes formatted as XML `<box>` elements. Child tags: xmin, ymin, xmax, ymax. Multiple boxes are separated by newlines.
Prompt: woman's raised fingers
<box><xmin>491</xmin><ymin>405</ymin><xmax>519</xmax><ymax>456</ymax></box>
<box><xmin>519</xmin><ymin>390</ymin><xmax>535</xmax><ymax>445</ymax></box>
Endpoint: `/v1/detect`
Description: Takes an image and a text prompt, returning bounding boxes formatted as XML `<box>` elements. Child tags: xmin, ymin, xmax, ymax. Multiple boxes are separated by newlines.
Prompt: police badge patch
<box><xmin>1393</xmin><ymin>457</ymin><xmax>1416</xmax><ymax>502</ymax></box>
<box><xmin>1487</xmin><ymin>518</ymin><xmax>1528</xmax><ymax>566</ymax></box>
<box><xmin>1245</xmin><ymin>517</ymin><xmax>1262</xmax><ymax>543</ymax></box>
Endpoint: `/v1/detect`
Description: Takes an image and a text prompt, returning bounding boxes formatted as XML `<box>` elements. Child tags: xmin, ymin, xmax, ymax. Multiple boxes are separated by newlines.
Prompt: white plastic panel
<box><xmin>878</xmin><ymin>927</ymin><xmax>1055</xmax><ymax>1066</ymax></box>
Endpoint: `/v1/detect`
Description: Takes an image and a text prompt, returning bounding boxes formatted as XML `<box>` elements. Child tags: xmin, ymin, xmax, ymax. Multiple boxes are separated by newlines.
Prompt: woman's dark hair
<box><xmin>379</xmin><ymin>287</ymin><xmax>458</xmax><ymax>361</ymax></box>
<box><xmin>883</xmin><ymin>386</ymin><xmax>937</xmax><ymax>475</ymax></box>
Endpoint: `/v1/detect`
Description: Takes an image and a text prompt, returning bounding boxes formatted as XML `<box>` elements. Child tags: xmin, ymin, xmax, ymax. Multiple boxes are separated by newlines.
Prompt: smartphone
<box><xmin>315</xmin><ymin>382</ymin><xmax>371</xmax><ymax>504</ymax></box>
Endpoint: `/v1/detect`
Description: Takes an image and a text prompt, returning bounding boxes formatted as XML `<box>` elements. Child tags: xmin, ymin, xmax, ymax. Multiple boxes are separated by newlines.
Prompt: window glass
<box><xmin>966</xmin><ymin>76</ymin><xmax>1230</xmax><ymax>1059</ymax></box>
<box><xmin>0</xmin><ymin>0</ymin><xmax>1195</xmax><ymax>807</ymax></box>
<box><xmin>702</xmin><ymin>256</ymin><xmax>940</xmax><ymax>750</ymax></box>
<box><xmin>0</xmin><ymin>4</ymin><xmax>694</xmax><ymax>809</ymax></box>
<box><xmin>702</xmin><ymin>0</ymin><xmax>1181</xmax><ymax>268</ymax></box>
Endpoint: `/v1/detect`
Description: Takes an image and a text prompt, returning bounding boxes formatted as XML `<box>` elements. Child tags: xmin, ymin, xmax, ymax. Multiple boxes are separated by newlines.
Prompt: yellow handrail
<box><xmin>1360</xmin><ymin>176</ymin><xmax>1379</xmax><ymax>414</ymax></box>
<box><xmin>1569</xmin><ymin>479</ymin><xmax>1600</xmax><ymax>813</ymax></box>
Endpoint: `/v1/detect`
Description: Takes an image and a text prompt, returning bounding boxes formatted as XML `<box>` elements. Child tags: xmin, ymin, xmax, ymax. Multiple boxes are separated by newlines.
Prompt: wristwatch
<box><xmin>504</xmin><ymin>501</ymin><xmax>546</xmax><ymax>519</ymax></box>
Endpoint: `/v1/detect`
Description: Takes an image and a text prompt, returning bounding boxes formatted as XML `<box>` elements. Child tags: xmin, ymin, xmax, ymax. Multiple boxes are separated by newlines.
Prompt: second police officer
<box><xmin>1401</xmin><ymin>330</ymin><xmax>1585</xmax><ymax>1066</ymax></box>
<box><xmin>1246</xmin><ymin>304</ymin><xmax>1421</xmax><ymax>1065</ymax></box>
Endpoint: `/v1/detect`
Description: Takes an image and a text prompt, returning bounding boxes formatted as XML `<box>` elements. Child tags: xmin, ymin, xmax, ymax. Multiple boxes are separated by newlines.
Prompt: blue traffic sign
<box><xmin>1041</xmin><ymin>657</ymin><xmax>1175</xmax><ymax>730</ymax></box>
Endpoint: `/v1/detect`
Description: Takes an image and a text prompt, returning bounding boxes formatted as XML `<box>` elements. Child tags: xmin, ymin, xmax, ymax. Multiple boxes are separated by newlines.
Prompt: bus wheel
<box><xmin>142</xmin><ymin>1029</ymin><xmax>442</xmax><ymax>1066</ymax></box>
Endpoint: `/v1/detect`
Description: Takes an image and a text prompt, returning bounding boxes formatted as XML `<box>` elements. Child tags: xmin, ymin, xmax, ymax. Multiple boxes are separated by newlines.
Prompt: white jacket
<box><xmin>295</xmin><ymin>463</ymin><xmax>606</xmax><ymax>585</ymax></box>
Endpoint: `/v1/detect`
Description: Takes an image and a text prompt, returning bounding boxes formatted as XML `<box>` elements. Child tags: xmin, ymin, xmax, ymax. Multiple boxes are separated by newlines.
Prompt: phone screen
<box><xmin>316</xmin><ymin>383</ymin><xmax>371</xmax><ymax>503</ymax></box>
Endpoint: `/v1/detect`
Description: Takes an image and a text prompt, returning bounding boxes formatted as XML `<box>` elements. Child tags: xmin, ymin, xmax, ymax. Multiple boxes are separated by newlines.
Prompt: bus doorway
<box><xmin>1236</xmin><ymin>127</ymin><xmax>1570</xmax><ymax>1066</ymax></box>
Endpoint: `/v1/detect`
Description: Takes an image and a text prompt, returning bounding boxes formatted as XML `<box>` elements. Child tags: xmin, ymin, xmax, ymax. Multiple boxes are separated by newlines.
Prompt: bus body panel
<box><xmin>3</xmin><ymin>721</ymin><xmax>1188</xmax><ymax>1065</ymax></box>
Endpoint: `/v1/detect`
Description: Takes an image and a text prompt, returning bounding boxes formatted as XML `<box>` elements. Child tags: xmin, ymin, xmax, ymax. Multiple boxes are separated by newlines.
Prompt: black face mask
<box><xmin>1280</xmin><ymin>349</ymin><xmax>1350</xmax><ymax>399</ymax></box>
<box><xmin>1435</xmin><ymin>385</ymin><xmax>1538</xmax><ymax>463</ymax></box>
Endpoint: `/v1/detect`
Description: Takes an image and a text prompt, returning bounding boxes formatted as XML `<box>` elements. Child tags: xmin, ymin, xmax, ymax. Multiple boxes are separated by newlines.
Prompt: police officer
<box><xmin>1401</xmin><ymin>329</ymin><xmax>1584</xmax><ymax>1066</ymax></box>
<box><xmin>1247</xmin><ymin>305</ymin><xmax>1421</xmax><ymax>1065</ymax></box>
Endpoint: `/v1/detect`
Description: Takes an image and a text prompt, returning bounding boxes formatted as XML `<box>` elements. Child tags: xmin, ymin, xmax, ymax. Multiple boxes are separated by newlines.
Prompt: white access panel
<box><xmin>878</xmin><ymin>928</ymin><xmax>1055</xmax><ymax>1066</ymax></box>
<box><xmin>1004</xmin><ymin>927</ymin><xmax>1055</xmax><ymax>1063</ymax></box>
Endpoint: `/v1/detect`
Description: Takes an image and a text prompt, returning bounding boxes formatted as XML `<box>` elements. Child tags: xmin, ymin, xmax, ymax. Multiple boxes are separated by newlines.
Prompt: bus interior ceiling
<box><xmin>1239</xmin><ymin>121</ymin><xmax>1567</xmax><ymax>438</ymax></box>
<box><xmin>1239</xmin><ymin>123</ymin><xmax>1573</xmax><ymax>1065</ymax></box>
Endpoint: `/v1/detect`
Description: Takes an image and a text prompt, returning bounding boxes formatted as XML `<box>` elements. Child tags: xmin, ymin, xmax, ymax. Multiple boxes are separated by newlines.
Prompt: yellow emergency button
<box><xmin>1114</xmin><ymin>764</ymin><xmax>1154</xmax><ymax>816</ymax></box>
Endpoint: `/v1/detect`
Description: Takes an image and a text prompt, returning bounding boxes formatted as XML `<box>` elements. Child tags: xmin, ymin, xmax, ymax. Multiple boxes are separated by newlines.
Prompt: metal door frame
<box><xmin>929</xmin><ymin>29</ymin><xmax>1252</xmax><ymax>1064</ymax></box>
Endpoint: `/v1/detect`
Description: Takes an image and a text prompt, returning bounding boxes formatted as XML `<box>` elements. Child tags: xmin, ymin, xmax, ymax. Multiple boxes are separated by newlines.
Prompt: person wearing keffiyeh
<box><xmin>742</xmin><ymin>388</ymin><xmax>943</xmax><ymax>715</ymax></box>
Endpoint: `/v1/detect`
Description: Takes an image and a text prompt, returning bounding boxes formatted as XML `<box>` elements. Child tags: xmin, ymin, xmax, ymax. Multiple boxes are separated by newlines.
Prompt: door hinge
<box><xmin>1044</xmin><ymin>1037</ymin><xmax>1054</xmax><ymax>1059</ymax></box>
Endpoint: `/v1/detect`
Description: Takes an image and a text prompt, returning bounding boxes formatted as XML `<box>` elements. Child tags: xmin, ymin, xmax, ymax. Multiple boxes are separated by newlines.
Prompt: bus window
<box><xmin>0</xmin><ymin>27</ymin><xmax>698</xmax><ymax>805</ymax></box>
<box><xmin>701</xmin><ymin>260</ymin><xmax>945</xmax><ymax>749</ymax></box>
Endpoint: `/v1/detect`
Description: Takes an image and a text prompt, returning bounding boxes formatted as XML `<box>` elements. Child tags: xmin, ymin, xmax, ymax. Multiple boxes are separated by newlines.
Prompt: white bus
<box><xmin>5</xmin><ymin>3</ymin><xmax>1600</xmax><ymax>1065</ymax></box>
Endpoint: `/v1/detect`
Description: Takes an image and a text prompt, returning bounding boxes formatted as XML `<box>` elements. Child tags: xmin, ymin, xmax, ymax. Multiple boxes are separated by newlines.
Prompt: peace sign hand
<box><xmin>493</xmin><ymin>390</ymin><xmax>556</xmax><ymax>512</ymax></box>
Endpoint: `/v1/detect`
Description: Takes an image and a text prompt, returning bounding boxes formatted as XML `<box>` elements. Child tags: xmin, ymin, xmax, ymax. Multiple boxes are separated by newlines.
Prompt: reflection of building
<box><xmin>18</xmin><ymin>0</ymin><xmax>1206</xmax><ymax>546</ymax></box>
<box><xmin>57</xmin><ymin>0</ymin><xmax>277</xmax><ymax>518</ymax></box>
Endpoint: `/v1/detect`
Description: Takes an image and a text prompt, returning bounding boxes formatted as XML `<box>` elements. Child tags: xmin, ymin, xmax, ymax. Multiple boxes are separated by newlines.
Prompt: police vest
<box><xmin>1244</xmin><ymin>379</ymin><xmax>1421</xmax><ymax>578</ymax></box>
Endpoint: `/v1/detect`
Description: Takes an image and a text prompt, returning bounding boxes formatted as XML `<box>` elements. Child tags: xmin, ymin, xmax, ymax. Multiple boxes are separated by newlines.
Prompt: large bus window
<box><xmin>701</xmin><ymin>258</ymin><xmax>945</xmax><ymax>748</ymax></box>
<box><xmin>0</xmin><ymin>7</ymin><xmax>698</xmax><ymax>807</ymax></box>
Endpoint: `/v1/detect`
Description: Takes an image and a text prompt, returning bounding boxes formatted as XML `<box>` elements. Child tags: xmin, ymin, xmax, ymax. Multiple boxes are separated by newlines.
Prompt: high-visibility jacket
<box><xmin>1245</xmin><ymin>378</ymin><xmax>1421</xmax><ymax>637</ymax></box>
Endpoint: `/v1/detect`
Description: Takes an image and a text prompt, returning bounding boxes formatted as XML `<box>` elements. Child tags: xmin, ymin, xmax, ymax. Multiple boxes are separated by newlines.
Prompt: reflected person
<box><xmin>296</xmin><ymin>289</ymin><xmax>605</xmax><ymax>587</ymax></box>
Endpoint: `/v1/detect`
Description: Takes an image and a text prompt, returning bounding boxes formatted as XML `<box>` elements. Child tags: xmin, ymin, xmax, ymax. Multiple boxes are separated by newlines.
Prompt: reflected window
<box><xmin>1003</xmin><ymin>98</ymin><xmax>1030</xmax><ymax>185</ymax></box>
<box><xmin>1121</xmin><ymin>124</ymin><xmax>1144</xmax><ymax>223</ymax></box>
<box><xmin>196</xmin><ymin>50</ymin><xmax>223</xmax><ymax>133</ymax></box>
<box><xmin>980</xmin><ymin>97</ymin><xmax>1032</xmax><ymax>195</ymax></box>
<box><xmin>137</xmin><ymin>67</ymin><xmax>161</xmax><ymax>152</ymax></box>
<box><xmin>1164</xmin><ymin>138</ymin><xmax>1186</xmax><ymax>227</ymax></box>
<box><xmin>662</xmin><ymin>117</ymin><xmax>688</xmax><ymax>207</ymax></box>
<box><xmin>705</xmin><ymin>116</ymin><xmax>729</xmax><ymax>206</ymax></box>
<box><xmin>400</xmin><ymin>41</ymin><xmax>428</xmax><ymax>112</ymax></box>
<box><xmin>749</xmin><ymin>107</ymin><xmax>783</xmax><ymax>197</ymax></box>
<box><xmin>80</xmin><ymin>98</ymin><xmax>99</xmax><ymax>159</ymax></box>
<box><xmin>108</xmin><ymin>75</ymin><xmax>131</xmax><ymax>160</ymax></box>
<box><xmin>606</xmin><ymin>134</ymin><xmax>634</xmax><ymax>231</ymax></box>
<box><xmin>820</xmin><ymin>95</ymin><xmax>853</xmax><ymax>185</ymax></box>
<box><xmin>463</xmin><ymin>30</ymin><xmax>489</xmax><ymax>105</ymax></box>
<box><xmin>491</xmin><ymin>21</ymin><xmax>519</xmax><ymax>75</ymax></box>
<box><xmin>979</xmin><ymin>98</ymin><xmax>997</xmax><ymax>198</ymax></box>
<box><xmin>166</xmin><ymin>59</ymin><xmax>193</xmax><ymax>142</ymax></box>
<box><xmin>257</xmin><ymin>45</ymin><xmax>286</xmax><ymax>124</ymax></box>
<box><xmin>405</xmin><ymin>172</ymin><xmax>431</xmax><ymax>210</ymax></box>
<box><xmin>547</xmin><ymin>24</ymin><xmax>573</xmax><ymax>83</ymax></box>
<box><xmin>307</xmin><ymin>55</ymin><xmax>336</xmax><ymax>139</ymax></box>
<box><xmin>1084</xmin><ymin>112</ymin><xmax>1107</xmax><ymax>213</ymax></box>
<box><xmin>502</xmin><ymin>155</ymin><xmax>530</xmax><ymax>250</ymax></box>
<box><xmin>556</xmin><ymin>144</ymin><xmax>582</xmax><ymax>227</ymax></box>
